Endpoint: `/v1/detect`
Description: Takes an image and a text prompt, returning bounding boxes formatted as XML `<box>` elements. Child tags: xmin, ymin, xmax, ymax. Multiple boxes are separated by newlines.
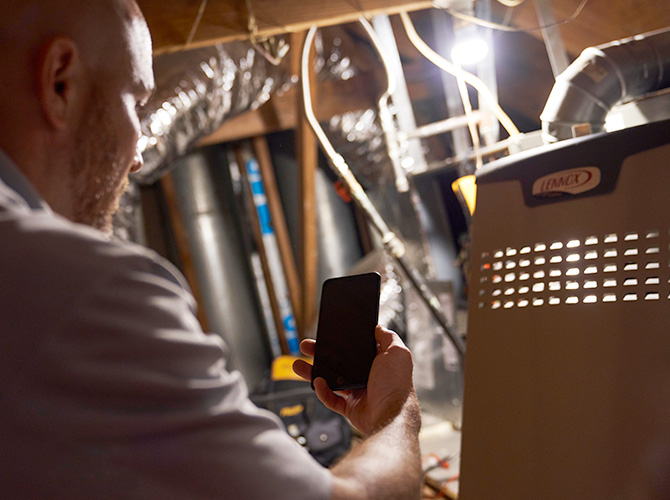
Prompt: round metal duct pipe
<box><xmin>541</xmin><ymin>27</ymin><xmax>670</xmax><ymax>142</ymax></box>
<box><xmin>272</xmin><ymin>160</ymin><xmax>363</xmax><ymax>282</ymax></box>
<box><xmin>170</xmin><ymin>147</ymin><xmax>271</xmax><ymax>388</ymax></box>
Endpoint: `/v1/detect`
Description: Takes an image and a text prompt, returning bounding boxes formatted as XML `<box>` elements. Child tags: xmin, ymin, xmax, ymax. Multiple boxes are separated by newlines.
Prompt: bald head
<box><xmin>1</xmin><ymin>0</ymin><xmax>149</xmax><ymax>76</ymax></box>
<box><xmin>0</xmin><ymin>0</ymin><xmax>154</xmax><ymax>234</ymax></box>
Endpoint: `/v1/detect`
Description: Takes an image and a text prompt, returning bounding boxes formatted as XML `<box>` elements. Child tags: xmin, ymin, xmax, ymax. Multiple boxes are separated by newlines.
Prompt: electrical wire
<box><xmin>400</xmin><ymin>11</ymin><xmax>520</xmax><ymax>139</ymax></box>
<box><xmin>429</xmin><ymin>475</ymin><xmax>460</xmax><ymax>499</ymax></box>
<box><xmin>184</xmin><ymin>0</ymin><xmax>208</xmax><ymax>47</ymax></box>
<box><xmin>433</xmin><ymin>0</ymin><xmax>590</xmax><ymax>33</ymax></box>
<box><xmin>300</xmin><ymin>24</ymin><xmax>466</xmax><ymax>361</ymax></box>
<box><xmin>245</xmin><ymin>0</ymin><xmax>259</xmax><ymax>37</ymax></box>
<box><xmin>454</xmin><ymin>61</ymin><xmax>483</xmax><ymax>169</ymax></box>
<box><xmin>244</xmin><ymin>0</ymin><xmax>288</xmax><ymax>66</ymax></box>
<box><xmin>422</xmin><ymin>452</ymin><xmax>453</xmax><ymax>473</ymax></box>
<box><xmin>301</xmin><ymin>28</ymin><xmax>339</xmax><ymax>162</ymax></box>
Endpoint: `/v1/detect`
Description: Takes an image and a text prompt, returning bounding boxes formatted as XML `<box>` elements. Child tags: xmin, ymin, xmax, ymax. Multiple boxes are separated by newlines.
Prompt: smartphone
<box><xmin>311</xmin><ymin>272</ymin><xmax>381</xmax><ymax>391</ymax></box>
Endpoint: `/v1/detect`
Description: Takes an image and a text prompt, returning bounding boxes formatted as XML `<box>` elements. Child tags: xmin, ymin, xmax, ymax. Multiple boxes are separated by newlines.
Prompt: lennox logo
<box><xmin>532</xmin><ymin>167</ymin><xmax>601</xmax><ymax>197</ymax></box>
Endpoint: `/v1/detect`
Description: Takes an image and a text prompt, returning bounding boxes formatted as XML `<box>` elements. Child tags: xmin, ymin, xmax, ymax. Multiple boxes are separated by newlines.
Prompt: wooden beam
<box><xmin>197</xmin><ymin>70</ymin><xmax>381</xmax><ymax>145</ymax></box>
<box><xmin>251</xmin><ymin>135</ymin><xmax>304</xmax><ymax>338</ymax></box>
<box><xmin>198</xmin><ymin>21</ymin><xmax>386</xmax><ymax>145</ymax></box>
<box><xmin>488</xmin><ymin>0</ymin><xmax>670</xmax><ymax>127</ymax></box>
<box><xmin>492</xmin><ymin>0</ymin><xmax>670</xmax><ymax>56</ymax></box>
<box><xmin>138</xmin><ymin>0</ymin><xmax>432</xmax><ymax>54</ymax></box>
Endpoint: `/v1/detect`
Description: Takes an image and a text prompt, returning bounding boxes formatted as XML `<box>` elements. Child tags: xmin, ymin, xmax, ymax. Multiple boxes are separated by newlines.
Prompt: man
<box><xmin>0</xmin><ymin>1</ymin><xmax>423</xmax><ymax>499</ymax></box>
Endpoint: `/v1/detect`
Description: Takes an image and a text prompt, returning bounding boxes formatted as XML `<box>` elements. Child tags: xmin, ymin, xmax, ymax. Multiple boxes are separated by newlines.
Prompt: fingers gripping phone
<box><xmin>311</xmin><ymin>272</ymin><xmax>381</xmax><ymax>391</ymax></box>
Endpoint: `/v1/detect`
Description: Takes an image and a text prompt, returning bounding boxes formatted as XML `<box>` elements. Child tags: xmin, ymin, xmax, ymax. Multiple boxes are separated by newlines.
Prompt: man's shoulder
<box><xmin>0</xmin><ymin>208</ymin><xmax>191</xmax><ymax>303</ymax></box>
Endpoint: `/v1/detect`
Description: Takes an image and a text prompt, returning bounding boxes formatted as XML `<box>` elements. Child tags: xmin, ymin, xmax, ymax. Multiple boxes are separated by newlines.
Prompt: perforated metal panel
<box><xmin>476</xmin><ymin>228</ymin><xmax>668</xmax><ymax>311</ymax></box>
<box><xmin>460</xmin><ymin>120</ymin><xmax>670</xmax><ymax>500</ymax></box>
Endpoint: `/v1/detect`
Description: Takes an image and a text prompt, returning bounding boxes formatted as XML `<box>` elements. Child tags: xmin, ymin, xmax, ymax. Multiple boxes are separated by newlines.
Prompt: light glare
<box><xmin>451</xmin><ymin>37</ymin><xmax>489</xmax><ymax>66</ymax></box>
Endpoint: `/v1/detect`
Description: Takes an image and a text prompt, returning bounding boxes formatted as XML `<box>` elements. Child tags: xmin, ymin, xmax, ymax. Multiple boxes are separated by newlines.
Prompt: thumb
<box><xmin>375</xmin><ymin>325</ymin><xmax>401</xmax><ymax>352</ymax></box>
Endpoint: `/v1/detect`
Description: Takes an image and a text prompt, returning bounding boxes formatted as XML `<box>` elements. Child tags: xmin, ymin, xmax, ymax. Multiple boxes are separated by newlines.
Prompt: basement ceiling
<box><xmin>137</xmin><ymin>0</ymin><xmax>432</xmax><ymax>54</ymax></box>
<box><xmin>137</xmin><ymin>0</ymin><xmax>670</xmax><ymax>140</ymax></box>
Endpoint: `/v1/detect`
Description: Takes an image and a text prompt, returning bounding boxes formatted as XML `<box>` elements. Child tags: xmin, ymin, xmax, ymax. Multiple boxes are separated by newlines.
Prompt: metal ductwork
<box><xmin>133</xmin><ymin>30</ymin><xmax>358</xmax><ymax>186</ymax></box>
<box><xmin>113</xmin><ymin>41</ymin><xmax>291</xmax><ymax>240</ymax></box>
<box><xmin>541</xmin><ymin>27</ymin><xmax>670</xmax><ymax>143</ymax></box>
<box><xmin>169</xmin><ymin>147</ymin><xmax>271</xmax><ymax>388</ymax></box>
<box><xmin>134</xmin><ymin>41</ymin><xmax>291</xmax><ymax>185</ymax></box>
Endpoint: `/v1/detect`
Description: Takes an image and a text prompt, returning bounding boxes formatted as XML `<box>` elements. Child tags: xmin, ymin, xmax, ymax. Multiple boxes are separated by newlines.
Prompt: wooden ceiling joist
<box><xmin>137</xmin><ymin>0</ymin><xmax>432</xmax><ymax>55</ymax></box>
<box><xmin>497</xmin><ymin>0</ymin><xmax>670</xmax><ymax>57</ymax></box>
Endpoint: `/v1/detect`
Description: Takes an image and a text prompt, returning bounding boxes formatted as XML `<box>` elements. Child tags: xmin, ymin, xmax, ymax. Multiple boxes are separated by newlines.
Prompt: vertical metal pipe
<box><xmin>431</xmin><ymin>10</ymin><xmax>474</xmax><ymax>174</ymax></box>
<box><xmin>270</xmin><ymin>146</ymin><xmax>364</xmax><ymax>290</ymax></box>
<box><xmin>371</xmin><ymin>14</ymin><xmax>427</xmax><ymax>189</ymax></box>
<box><xmin>474</xmin><ymin>0</ymin><xmax>501</xmax><ymax>146</ymax></box>
<box><xmin>534</xmin><ymin>0</ymin><xmax>570</xmax><ymax>78</ymax></box>
<box><xmin>170</xmin><ymin>147</ymin><xmax>271</xmax><ymax>389</ymax></box>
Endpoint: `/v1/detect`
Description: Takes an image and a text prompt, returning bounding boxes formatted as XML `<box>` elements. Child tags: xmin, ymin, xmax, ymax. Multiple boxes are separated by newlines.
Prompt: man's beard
<box><xmin>70</xmin><ymin>91</ymin><xmax>131</xmax><ymax>237</ymax></box>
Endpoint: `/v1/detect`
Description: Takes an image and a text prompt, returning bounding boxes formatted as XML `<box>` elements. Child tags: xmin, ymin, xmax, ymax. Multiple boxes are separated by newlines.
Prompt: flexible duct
<box><xmin>117</xmin><ymin>28</ymin><xmax>369</xmax><ymax>241</ymax></box>
<box><xmin>133</xmin><ymin>41</ymin><xmax>291</xmax><ymax>185</ymax></box>
<box><xmin>541</xmin><ymin>27</ymin><xmax>670</xmax><ymax>143</ymax></box>
<box><xmin>132</xmin><ymin>30</ymin><xmax>359</xmax><ymax>186</ymax></box>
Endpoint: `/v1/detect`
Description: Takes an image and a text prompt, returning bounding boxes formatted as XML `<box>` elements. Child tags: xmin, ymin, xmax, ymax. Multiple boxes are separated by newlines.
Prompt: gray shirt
<box><xmin>0</xmin><ymin>149</ymin><xmax>332</xmax><ymax>499</ymax></box>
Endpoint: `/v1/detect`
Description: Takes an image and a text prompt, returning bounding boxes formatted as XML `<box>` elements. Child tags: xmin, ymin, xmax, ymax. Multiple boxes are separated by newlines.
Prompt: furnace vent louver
<box><xmin>476</xmin><ymin>229</ymin><xmax>668</xmax><ymax>311</ymax></box>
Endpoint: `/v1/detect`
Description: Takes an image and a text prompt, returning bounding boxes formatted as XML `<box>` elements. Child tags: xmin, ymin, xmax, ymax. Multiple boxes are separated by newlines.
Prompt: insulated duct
<box><xmin>116</xmin><ymin>29</ymin><xmax>364</xmax><ymax>241</ymax></box>
<box><xmin>541</xmin><ymin>27</ymin><xmax>670</xmax><ymax>143</ymax></box>
<box><xmin>133</xmin><ymin>41</ymin><xmax>291</xmax><ymax>185</ymax></box>
<box><xmin>132</xmin><ymin>30</ymin><xmax>362</xmax><ymax>186</ymax></box>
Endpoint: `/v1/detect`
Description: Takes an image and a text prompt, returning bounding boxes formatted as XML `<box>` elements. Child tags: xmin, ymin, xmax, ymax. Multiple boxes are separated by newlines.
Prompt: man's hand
<box><xmin>293</xmin><ymin>325</ymin><xmax>418</xmax><ymax>437</ymax></box>
<box><xmin>294</xmin><ymin>325</ymin><xmax>422</xmax><ymax>499</ymax></box>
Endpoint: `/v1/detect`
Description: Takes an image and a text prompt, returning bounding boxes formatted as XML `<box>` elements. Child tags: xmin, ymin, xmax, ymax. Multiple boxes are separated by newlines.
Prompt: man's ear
<box><xmin>39</xmin><ymin>37</ymin><xmax>85</xmax><ymax>130</ymax></box>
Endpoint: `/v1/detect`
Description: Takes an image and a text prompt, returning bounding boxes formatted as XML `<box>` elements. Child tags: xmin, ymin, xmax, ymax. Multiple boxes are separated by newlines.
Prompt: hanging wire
<box><xmin>453</xmin><ymin>61</ymin><xmax>483</xmax><ymax>169</ymax></box>
<box><xmin>300</xmin><ymin>24</ymin><xmax>466</xmax><ymax>361</ymax></box>
<box><xmin>184</xmin><ymin>0</ymin><xmax>208</xmax><ymax>47</ymax></box>
<box><xmin>400</xmin><ymin>11</ymin><xmax>520</xmax><ymax>139</ymax></box>
<box><xmin>433</xmin><ymin>0</ymin><xmax>590</xmax><ymax>33</ymax></box>
<box><xmin>245</xmin><ymin>0</ymin><xmax>259</xmax><ymax>37</ymax></box>
<box><xmin>244</xmin><ymin>0</ymin><xmax>289</xmax><ymax>66</ymax></box>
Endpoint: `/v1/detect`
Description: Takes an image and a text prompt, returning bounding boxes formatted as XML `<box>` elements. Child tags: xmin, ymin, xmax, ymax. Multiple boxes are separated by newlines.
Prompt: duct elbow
<box><xmin>540</xmin><ymin>47</ymin><xmax>621</xmax><ymax>142</ymax></box>
<box><xmin>541</xmin><ymin>27</ymin><xmax>670</xmax><ymax>143</ymax></box>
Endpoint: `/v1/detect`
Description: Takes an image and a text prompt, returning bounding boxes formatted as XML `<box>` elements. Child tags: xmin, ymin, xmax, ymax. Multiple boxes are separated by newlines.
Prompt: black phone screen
<box><xmin>311</xmin><ymin>272</ymin><xmax>381</xmax><ymax>391</ymax></box>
